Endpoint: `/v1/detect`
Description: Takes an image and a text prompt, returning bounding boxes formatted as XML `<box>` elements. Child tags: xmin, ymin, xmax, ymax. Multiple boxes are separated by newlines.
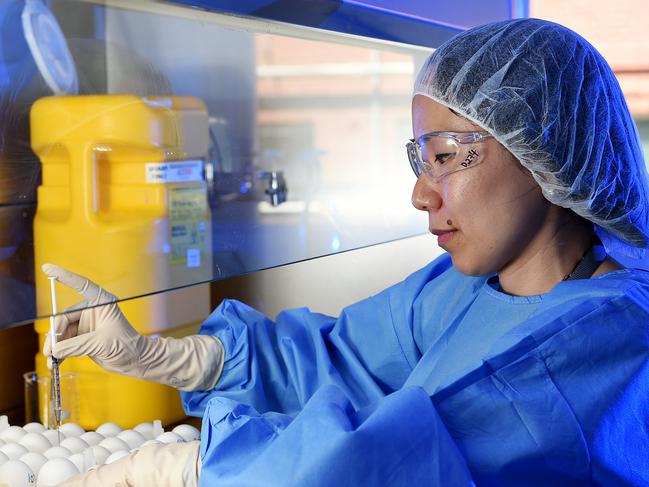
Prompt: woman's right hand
<box><xmin>42</xmin><ymin>263</ymin><xmax>146</xmax><ymax>376</ymax></box>
<box><xmin>42</xmin><ymin>263</ymin><xmax>225</xmax><ymax>391</ymax></box>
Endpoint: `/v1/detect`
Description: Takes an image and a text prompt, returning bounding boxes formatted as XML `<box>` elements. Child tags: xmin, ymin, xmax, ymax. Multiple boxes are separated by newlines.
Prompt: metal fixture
<box><xmin>259</xmin><ymin>170</ymin><xmax>287</xmax><ymax>206</ymax></box>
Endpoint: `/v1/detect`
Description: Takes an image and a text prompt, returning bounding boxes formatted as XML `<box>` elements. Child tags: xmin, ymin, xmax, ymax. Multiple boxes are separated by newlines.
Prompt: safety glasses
<box><xmin>406</xmin><ymin>131</ymin><xmax>493</xmax><ymax>181</ymax></box>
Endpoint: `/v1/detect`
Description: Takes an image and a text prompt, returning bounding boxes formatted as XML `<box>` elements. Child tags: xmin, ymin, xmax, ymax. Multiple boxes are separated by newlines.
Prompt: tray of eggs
<box><xmin>0</xmin><ymin>415</ymin><xmax>200</xmax><ymax>486</ymax></box>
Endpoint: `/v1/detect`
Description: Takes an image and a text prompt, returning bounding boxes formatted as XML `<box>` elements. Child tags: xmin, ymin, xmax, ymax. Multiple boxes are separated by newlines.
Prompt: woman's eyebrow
<box><xmin>448</xmin><ymin>107</ymin><xmax>464</xmax><ymax>118</ymax></box>
<box><xmin>448</xmin><ymin>107</ymin><xmax>481</xmax><ymax>128</ymax></box>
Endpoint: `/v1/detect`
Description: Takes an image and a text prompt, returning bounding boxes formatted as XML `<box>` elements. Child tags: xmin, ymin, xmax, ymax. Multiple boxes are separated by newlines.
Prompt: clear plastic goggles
<box><xmin>406</xmin><ymin>131</ymin><xmax>493</xmax><ymax>181</ymax></box>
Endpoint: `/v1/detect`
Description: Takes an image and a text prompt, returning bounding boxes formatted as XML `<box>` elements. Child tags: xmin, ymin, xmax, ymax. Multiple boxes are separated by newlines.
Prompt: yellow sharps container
<box><xmin>31</xmin><ymin>95</ymin><xmax>212</xmax><ymax>429</ymax></box>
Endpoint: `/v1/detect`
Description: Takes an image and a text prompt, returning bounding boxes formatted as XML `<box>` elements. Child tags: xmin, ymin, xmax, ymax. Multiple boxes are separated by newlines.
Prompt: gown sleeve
<box><xmin>181</xmin><ymin>255</ymin><xmax>453</xmax><ymax>417</ymax></box>
<box><xmin>197</xmin><ymin>384</ymin><xmax>475</xmax><ymax>487</ymax></box>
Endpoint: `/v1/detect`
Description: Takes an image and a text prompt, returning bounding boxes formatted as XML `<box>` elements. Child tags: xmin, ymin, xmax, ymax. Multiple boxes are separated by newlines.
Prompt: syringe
<box><xmin>48</xmin><ymin>276</ymin><xmax>62</xmax><ymax>446</ymax></box>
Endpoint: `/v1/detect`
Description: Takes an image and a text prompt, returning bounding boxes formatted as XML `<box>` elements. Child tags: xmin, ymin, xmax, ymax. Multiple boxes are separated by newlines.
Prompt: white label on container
<box><xmin>145</xmin><ymin>160</ymin><xmax>204</xmax><ymax>184</ymax></box>
<box><xmin>186</xmin><ymin>248</ymin><xmax>201</xmax><ymax>268</ymax></box>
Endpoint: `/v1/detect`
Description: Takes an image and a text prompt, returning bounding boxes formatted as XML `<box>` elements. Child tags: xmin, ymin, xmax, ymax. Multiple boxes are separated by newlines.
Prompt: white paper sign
<box><xmin>186</xmin><ymin>248</ymin><xmax>201</xmax><ymax>268</ymax></box>
<box><xmin>145</xmin><ymin>160</ymin><xmax>204</xmax><ymax>184</ymax></box>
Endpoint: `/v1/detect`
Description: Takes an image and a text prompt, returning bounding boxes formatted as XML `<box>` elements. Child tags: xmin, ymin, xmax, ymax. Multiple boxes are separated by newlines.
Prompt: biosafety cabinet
<box><xmin>0</xmin><ymin>0</ymin><xmax>524</xmax><ymax>427</ymax></box>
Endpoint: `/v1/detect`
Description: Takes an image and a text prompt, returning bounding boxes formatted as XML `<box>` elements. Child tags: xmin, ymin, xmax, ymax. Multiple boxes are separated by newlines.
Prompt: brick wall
<box><xmin>530</xmin><ymin>0</ymin><xmax>649</xmax><ymax>117</ymax></box>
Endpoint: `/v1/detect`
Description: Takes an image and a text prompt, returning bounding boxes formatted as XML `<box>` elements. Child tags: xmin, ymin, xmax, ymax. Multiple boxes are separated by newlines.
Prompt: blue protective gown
<box><xmin>182</xmin><ymin>254</ymin><xmax>649</xmax><ymax>486</ymax></box>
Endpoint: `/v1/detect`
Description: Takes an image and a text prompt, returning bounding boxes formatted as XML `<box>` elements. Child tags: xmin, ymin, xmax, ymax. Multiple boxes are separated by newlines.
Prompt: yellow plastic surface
<box><xmin>31</xmin><ymin>95</ymin><xmax>212</xmax><ymax>428</ymax></box>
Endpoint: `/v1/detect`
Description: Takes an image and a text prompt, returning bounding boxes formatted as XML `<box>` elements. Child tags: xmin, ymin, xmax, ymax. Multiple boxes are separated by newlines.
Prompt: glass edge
<box><xmin>1</xmin><ymin>232</ymin><xmax>430</xmax><ymax>329</ymax></box>
<box><xmin>75</xmin><ymin>0</ymin><xmax>435</xmax><ymax>54</ymax></box>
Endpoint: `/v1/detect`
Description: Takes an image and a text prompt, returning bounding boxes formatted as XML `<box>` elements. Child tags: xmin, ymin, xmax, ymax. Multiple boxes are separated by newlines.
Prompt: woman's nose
<box><xmin>411</xmin><ymin>175</ymin><xmax>442</xmax><ymax>212</ymax></box>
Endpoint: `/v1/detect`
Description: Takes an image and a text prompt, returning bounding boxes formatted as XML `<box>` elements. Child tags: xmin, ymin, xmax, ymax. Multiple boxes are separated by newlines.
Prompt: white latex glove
<box><xmin>60</xmin><ymin>440</ymin><xmax>201</xmax><ymax>487</ymax></box>
<box><xmin>42</xmin><ymin>263</ymin><xmax>224</xmax><ymax>391</ymax></box>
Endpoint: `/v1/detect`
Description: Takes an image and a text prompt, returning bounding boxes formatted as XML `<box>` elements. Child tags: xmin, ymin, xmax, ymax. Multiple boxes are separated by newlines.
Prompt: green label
<box><xmin>169</xmin><ymin>186</ymin><xmax>208</xmax><ymax>267</ymax></box>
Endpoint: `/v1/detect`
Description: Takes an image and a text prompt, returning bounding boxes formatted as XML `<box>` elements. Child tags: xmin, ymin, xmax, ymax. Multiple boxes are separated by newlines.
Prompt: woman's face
<box><xmin>411</xmin><ymin>95</ymin><xmax>551</xmax><ymax>276</ymax></box>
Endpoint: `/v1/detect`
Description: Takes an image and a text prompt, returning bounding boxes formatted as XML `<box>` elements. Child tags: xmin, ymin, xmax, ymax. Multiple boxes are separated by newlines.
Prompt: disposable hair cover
<box><xmin>414</xmin><ymin>18</ymin><xmax>649</xmax><ymax>263</ymax></box>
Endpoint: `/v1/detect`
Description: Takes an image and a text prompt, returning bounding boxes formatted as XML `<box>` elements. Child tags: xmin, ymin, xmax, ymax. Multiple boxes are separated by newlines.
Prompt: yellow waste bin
<box><xmin>31</xmin><ymin>95</ymin><xmax>212</xmax><ymax>429</ymax></box>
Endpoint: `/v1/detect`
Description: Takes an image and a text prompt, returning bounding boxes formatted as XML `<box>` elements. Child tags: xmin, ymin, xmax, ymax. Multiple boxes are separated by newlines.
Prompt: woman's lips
<box><xmin>431</xmin><ymin>228</ymin><xmax>456</xmax><ymax>247</ymax></box>
<box><xmin>437</xmin><ymin>231</ymin><xmax>455</xmax><ymax>247</ymax></box>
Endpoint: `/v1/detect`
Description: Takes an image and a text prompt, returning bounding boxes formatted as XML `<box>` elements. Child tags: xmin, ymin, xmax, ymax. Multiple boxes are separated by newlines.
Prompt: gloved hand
<box><xmin>42</xmin><ymin>263</ymin><xmax>224</xmax><ymax>391</ymax></box>
<box><xmin>60</xmin><ymin>440</ymin><xmax>201</xmax><ymax>487</ymax></box>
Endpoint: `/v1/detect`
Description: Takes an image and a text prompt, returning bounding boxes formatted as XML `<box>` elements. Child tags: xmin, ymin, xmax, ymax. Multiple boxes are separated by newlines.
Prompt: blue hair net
<box><xmin>414</xmin><ymin>18</ymin><xmax>649</xmax><ymax>266</ymax></box>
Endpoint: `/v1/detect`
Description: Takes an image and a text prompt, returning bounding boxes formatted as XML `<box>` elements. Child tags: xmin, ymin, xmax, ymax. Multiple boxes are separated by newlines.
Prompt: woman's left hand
<box><xmin>59</xmin><ymin>441</ymin><xmax>200</xmax><ymax>486</ymax></box>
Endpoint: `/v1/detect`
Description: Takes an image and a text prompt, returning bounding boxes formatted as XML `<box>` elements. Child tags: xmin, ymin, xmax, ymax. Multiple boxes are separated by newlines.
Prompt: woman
<box><xmin>54</xmin><ymin>18</ymin><xmax>649</xmax><ymax>486</ymax></box>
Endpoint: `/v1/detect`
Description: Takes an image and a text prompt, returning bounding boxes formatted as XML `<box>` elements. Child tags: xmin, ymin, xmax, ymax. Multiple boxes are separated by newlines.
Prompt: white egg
<box><xmin>0</xmin><ymin>443</ymin><xmax>28</xmax><ymax>460</ymax></box>
<box><xmin>58</xmin><ymin>423</ymin><xmax>85</xmax><ymax>438</ymax></box>
<box><xmin>67</xmin><ymin>452</ymin><xmax>84</xmax><ymax>473</ymax></box>
<box><xmin>37</xmin><ymin>457</ymin><xmax>79</xmax><ymax>486</ymax></box>
<box><xmin>116</xmin><ymin>430</ymin><xmax>145</xmax><ymax>450</ymax></box>
<box><xmin>105</xmin><ymin>450</ymin><xmax>129</xmax><ymax>464</ymax></box>
<box><xmin>41</xmin><ymin>430</ymin><xmax>66</xmax><ymax>446</ymax></box>
<box><xmin>87</xmin><ymin>445</ymin><xmax>111</xmax><ymax>465</ymax></box>
<box><xmin>138</xmin><ymin>440</ymin><xmax>160</xmax><ymax>449</ymax></box>
<box><xmin>18</xmin><ymin>452</ymin><xmax>47</xmax><ymax>475</ymax></box>
<box><xmin>60</xmin><ymin>437</ymin><xmax>89</xmax><ymax>454</ymax></box>
<box><xmin>79</xmin><ymin>431</ymin><xmax>104</xmax><ymax>446</ymax></box>
<box><xmin>22</xmin><ymin>423</ymin><xmax>46</xmax><ymax>435</ymax></box>
<box><xmin>0</xmin><ymin>450</ymin><xmax>9</xmax><ymax>465</ymax></box>
<box><xmin>95</xmin><ymin>422</ymin><xmax>123</xmax><ymax>438</ymax></box>
<box><xmin>133</xmin><ymin>422</ymin><xmax>154</xmax><ymax>440</ymax></box>
<box><xmin>155</xmin><ymin>431</ymin><xmax>184</xmax><ymax>444</ymax></box>
<box><xmin>0</xmin><ymin>425</ymin><xmax>26</xmax><ymax>442</ymax></box>
<box><xmin>81</xmin><ymin>447</ymin><xmax>96</xmax><ymax>471</ymax></box>
<box><xmin>0</xmin><ymin>459</ymin><xmax>35</xmax><ymax>487</ymax></box>
<box><xmin>152</xmin><ymin>420</ymin><xmax>164</xmax><ymax>438</ymax></box>
<box><xmin>172</xmin><ymin>424</ymin><xmax>200</xmax><ymax>442</ymax></box>
<box><xmin>43</xmin><ymin>446</ymin><xmax>72</xmax><ymax>460</ymax></box>
<box><xmin>19</xmin><ymin>433</ymin><xmax>51</xmax><ymax>454</ymax></box>
<box><xmin>98</xmin><ymin>437</ymin><xmax>130</xmax><ymax>454</ymax></box>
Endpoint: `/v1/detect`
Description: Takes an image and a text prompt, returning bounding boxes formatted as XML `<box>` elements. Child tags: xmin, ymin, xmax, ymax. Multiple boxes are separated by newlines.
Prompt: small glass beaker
<box><xmin>23</xmin><ymin>371</ymin><xmax>78</xmax><ymax>427</ymax></box>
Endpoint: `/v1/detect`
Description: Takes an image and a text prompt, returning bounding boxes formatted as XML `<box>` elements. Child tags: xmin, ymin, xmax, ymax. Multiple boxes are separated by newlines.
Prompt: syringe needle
<box><xmin>48</xmin><ymin>276</ymin><xmax>62</xmax><ymax>445</ymax></box>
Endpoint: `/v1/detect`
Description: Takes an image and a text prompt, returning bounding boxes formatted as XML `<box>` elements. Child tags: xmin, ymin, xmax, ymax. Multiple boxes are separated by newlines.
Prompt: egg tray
<box><xmin>0</xmin><ymin>415</ymin><xmax>200</xmax><ymax>486</ymax></box>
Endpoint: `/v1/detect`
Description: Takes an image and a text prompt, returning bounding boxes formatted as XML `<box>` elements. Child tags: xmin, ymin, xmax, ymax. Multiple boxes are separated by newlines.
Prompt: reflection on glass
<box><xmin>0</xmin><ymin>0</ymin><xmax>430</xmax><ymax>329</ymax></box>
